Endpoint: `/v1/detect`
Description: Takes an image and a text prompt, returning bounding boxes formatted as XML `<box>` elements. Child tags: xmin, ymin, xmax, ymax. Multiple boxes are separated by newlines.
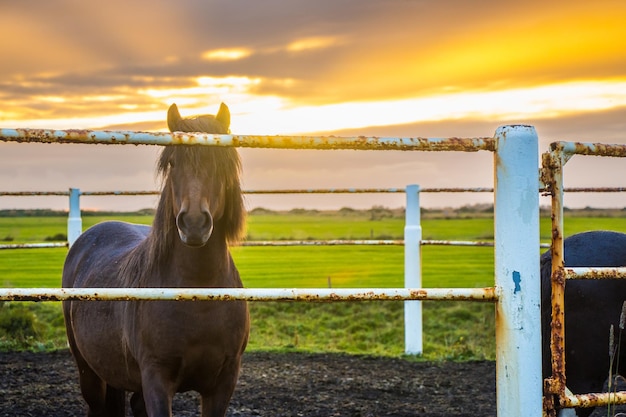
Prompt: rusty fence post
<box><xmin>404</xmin><ymin>184</ymin><xmax>422</xmax><ymax>354</ymax></box>
<box><xmin>67</xmin><ymin>188</ymin><xmax>82</xmax><ymax>247</ymax></box>
<box><xmin>494</xmin><ymin>125</ymin><xmax>542</xmax><ymax>416</ymax></box>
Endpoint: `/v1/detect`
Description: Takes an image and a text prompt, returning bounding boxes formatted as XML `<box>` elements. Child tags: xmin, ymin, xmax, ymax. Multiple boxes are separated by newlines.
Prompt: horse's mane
<box><xmin>121</xmin><ymin>104</ymin><xmax>245</xmax><ymax>285</ymax></box>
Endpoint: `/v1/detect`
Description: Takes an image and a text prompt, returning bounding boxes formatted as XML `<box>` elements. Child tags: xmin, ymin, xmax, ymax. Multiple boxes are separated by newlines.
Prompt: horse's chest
<box><xmin>132</xmin><ymin>301</ymin><xmax>246</xmax><ymax>353</ymax></box>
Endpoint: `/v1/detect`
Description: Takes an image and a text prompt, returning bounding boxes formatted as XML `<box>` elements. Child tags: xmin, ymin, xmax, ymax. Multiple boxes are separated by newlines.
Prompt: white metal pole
<box><xmin>494</xmin><ymin>125</ymin><xmax>542</xmax><ymax>416</ymax></box>
<box><xmin>404</xmin><ymin>184</ymin><xmax>423</xmax><ymax>354</ymax></box>
<box><xmin>67</xmin><ymin>188</ymin><xmax>82</xmax><ymax>247</ymax></box>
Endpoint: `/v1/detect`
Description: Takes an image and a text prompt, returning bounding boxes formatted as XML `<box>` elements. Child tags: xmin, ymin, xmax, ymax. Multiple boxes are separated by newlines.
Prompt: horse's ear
<box><xmin>167</xmin><ymin>103</ymin><xmax>182</xmax><ymax>132</ymax></box>
<box><xmin>216</xmin><ymin>103</ymin><xmax>230</xmax><ymax>131</ymax></box>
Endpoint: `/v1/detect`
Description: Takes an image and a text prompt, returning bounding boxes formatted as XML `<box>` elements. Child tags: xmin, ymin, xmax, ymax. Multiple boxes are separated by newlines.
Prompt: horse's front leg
<box><xmin>200</xmin><ymin>367</ymin><xmax>240</xmax><ymax>417</ymax></box>
<box><xmin>139</xmin><ymin>368</ymin><xmax>175</xmax><ymax>417</ymax></box>
<box><xmin>200</xmin><ymin>392</ymin><xmax>233</xmax><ymax>417</ymax></box>
<box><xmin>130</xmin><ymin>392</ymin><xmax>147</xmax><ymax>417</ymax></box>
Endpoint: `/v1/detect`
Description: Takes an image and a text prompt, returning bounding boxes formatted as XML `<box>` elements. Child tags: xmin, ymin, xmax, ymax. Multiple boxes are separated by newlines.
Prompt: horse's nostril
<box><xmin>203</xmin><ymin>210</ymin><xmax>213</xmax><ymax>230</ymax></box>
<box><xmin>176</xmin><ymin>208</ymin><xmax>214</xmax><ymax>247</ymax></box>
<box><xmin>176</xmin><ymin>211</ymin><xmax>188</xmax><ymax>233</ymax></box>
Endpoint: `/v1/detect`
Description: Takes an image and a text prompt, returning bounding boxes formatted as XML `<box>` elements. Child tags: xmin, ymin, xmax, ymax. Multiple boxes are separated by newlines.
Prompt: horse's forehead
<box><xmin>179</xmin><ymin>115</ymin><xmax>225</xmax><ymax>133</ymax></box>
<box><xmin>171</xmin><ymin>148</ymin><xmax>216</xmax><ymax>173</ymax></box>
<box><xmin>159</xmin><ymin>146</ymin><xmax>239</xmax><ymax>185</ymax></box>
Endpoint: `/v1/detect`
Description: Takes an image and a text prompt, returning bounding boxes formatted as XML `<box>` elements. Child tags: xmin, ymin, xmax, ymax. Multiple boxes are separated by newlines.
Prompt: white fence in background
<box><xmin>0</xmin><ymin>125</ymin><xmax>542</xmax><ymax>416</ymax></box>
<box><xmin>0</xmin><ymin>184</ymin><xmax>503</xmax><ymax>357</ymax></box>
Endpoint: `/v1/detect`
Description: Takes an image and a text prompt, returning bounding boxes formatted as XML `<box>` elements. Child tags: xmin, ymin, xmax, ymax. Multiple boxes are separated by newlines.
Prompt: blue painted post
<box><xmin>404</xmin><ymin>184</ymin><xmax>422</xmax><ymax>355</ymax></box>
<box><xmin>493</xmin><ymin>125</ymin><xmax>542</xmax><ymax>416</ymax></box>
<box><xmin>67</xmin><ymin>188</ymin><xmax>82</xmax><ymax>247</ymax></box>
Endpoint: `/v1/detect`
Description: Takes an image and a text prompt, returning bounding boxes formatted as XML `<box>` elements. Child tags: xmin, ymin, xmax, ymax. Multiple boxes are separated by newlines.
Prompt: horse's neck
<box><xmin>158</xmin><ymin>233</ymin><xmax>232</xmax><ymax>287</ymax></box>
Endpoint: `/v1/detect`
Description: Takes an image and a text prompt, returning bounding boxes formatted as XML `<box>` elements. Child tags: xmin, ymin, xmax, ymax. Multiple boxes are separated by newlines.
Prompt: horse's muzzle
<box><xmin>176</xmin><ymin>204</ymin><xmax>214</xmax><ymax>247</ymax></box>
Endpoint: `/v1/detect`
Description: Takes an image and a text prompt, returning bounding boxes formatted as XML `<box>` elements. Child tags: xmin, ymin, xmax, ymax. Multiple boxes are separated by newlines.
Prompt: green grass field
<box><xmin>2</xmin><ymin>211</ymin><xmax>626</xmax><ymax>357</ymax></box>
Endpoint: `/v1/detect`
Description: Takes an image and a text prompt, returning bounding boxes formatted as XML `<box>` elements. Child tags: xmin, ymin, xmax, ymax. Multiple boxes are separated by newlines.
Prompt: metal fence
<box><xmin>0</xmin><ymin>125</ymin><xmax>542</xmax><ymax>416</ymax></box>
<box><xmin>542</xmin><ymin>142</ymin><xmax>626</xmax><ymax>416</ymax></box>
<box><xmin>0</xmin><ymin>184</ymin><xmax>502</xmax><ymax>356</ymax></box>
<box><xmin>0</xmin><ymin>186</ymin><xmax>500</xmax><ymax>248</ymax></box>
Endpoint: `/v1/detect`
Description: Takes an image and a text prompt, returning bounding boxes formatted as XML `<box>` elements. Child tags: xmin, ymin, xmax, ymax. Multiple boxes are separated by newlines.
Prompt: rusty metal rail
<box><xmin>242</xmin><ymin>239</ymin><xmax>403</xmax><ymax>247</ymax></box>
<box><xmin>0</xmin><ymin>128</ymin><xmax>496</xmax><ymax>152</ymax></box>
<box><xmin>0</xmin><ymin>242</ymin><xmax>67</xmax><ymax>250</ymax></box>
<box><xmin>0</xmin><ymin>287</ymin><xmax>497</xmax><ymax>303</ymax></box>
<box><xmin>542</xmin><ymin>140</ymin><xmax>626</xmax><ymax>416</ymax></box>
<box><xmin>0</xmin><ymin>238</ymin><xmax>552</xmax><ymax>249</ymax></box>
<box><xmin>564</xmin><ymin>267</ymin><xmax>626</xmax><ymax>280</ymax></box>
<box><xmin>551</xmin><ymin>141</ymin><xmax>626</xmax><ymax>158</ymax></box>
<box><xmin>562</xmin><ymin>390</ymin><xmax>626</xmax><ymax>409</ymax></box>
<box><xmin>242</xmin><ymin>239</ymin><xmax>493</xmax><ymax>247</ymax></box>
<box><xmin>6</xmin><ymin>186</ymin><xmax>626</xmax><ymax>198</ymax></box>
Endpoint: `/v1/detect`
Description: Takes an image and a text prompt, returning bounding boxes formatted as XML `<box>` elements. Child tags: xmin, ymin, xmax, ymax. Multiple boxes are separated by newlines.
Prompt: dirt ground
<box><xmin>0</xmin><ymin>350</ymin><xmax>496</xmax><ymax>416</ymax></box>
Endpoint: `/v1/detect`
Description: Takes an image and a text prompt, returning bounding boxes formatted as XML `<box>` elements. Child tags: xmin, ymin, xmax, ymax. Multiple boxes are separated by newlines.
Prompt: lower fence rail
<box><xmin>0</xmin><ymin>242</ymin><xmax>68</xmax><ymax>250</ymax></box>
<box><xmin>0</xmin><ymin>239</ymin><xmax>553</xmax><ymax>249</ymax></box>
<box><xmin>563</xmin><ymin>391</ymin><xmax>626</xmax><ymax>409</ymax></box>
<box><xmin>0</xmin><ymin>287</ymin><xmax>497</xmax><ymax>302</ymax></box>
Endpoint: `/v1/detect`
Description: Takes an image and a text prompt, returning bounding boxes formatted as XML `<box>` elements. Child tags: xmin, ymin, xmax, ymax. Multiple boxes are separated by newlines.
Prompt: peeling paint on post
<box><xmin>494</xmin><ymin>125</ymin><xmax>542</xmax><ymax>416</ymax></box>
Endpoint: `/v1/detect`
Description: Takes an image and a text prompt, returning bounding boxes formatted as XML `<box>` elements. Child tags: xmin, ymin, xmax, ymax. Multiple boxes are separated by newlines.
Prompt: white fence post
<box><xmin>68</xmin><ymin>188</ymin><xmax>82</xmax><ymax>247</ymax></box>
<box><xmin>494</xmin><ymin>125</ymin><xmax>542</xmax><ymax>416</ymax></box>
<box><xmin>404</xmin><ymin>184</ymin><xmax>422</xmax><ymax>355</ymax></box>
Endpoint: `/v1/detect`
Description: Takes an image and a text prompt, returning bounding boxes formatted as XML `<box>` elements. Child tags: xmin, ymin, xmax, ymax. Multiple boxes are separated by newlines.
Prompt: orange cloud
<box><xmin>286</xmin><ymin>36</ymin><xmax>343</xmax><ymax>53</ymax></box>
<box><xmin>314</xmin><ymin>2</ymin><xmax>626</xmax><ymax>104</ymax></box>
<box><xmin>201</xmin><ymin>48</ymin><xmax>253</xmax><ymax>61</ymax></box>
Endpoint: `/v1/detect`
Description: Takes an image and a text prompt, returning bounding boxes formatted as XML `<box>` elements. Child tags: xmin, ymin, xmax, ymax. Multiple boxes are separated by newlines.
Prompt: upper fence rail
<box><xmin>4</xmin><ymin>187</ymin><xmax>626</xmax><ymax>198</ymax></box>
<box><xmin>550</xmin><ymin>141</ymin><xmax>626</xmax><ymax>157</ymax></box>
<box><xmin>0</xmin><ymin>128</ymin><xmax>495</xmax><ymax>152</ymax></box>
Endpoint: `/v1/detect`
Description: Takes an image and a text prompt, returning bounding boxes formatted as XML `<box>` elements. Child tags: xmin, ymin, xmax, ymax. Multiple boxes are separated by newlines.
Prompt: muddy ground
<box><xmin>0</xmin><ymin>350</ymin><xmax>495</xmax><ymax>416</ymax></box>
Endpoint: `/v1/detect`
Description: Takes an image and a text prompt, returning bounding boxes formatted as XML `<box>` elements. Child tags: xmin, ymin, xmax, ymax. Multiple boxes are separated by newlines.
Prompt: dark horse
<box><xmin>62</xmin><ymin>102</ymin><xmax>249</xmax><ymax>417</ymax></box>
<box><xmin>541</xmin><ymin>230</ymin><xmax>626</xmax><ymax>417</ymax></box>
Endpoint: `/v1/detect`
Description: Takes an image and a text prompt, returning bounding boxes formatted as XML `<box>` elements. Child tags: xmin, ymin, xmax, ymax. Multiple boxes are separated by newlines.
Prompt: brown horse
<box><xmin>62</xmin><ymin>102</ymin><xmax>249</xmax><ymax>417</ymax></box>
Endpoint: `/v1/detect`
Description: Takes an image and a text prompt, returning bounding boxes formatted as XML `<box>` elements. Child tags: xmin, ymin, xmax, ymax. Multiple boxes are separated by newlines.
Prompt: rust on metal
<box><xmin>242</xmin><ymin>239</ymin><xmax>495</xmax><ymax>248</ymax></box>
<box><xmin>564</xmin><ymin>267</ymin><xmax>626</xmax><ymax>280</ymax></box>
<box><xmin>0</xmin><ymin>128</ymin><xmax>496</xmax><ymax>152</ymax></box>
<box><xmin>5</xmin><ymin>185</ymin><xmax>625</xmax><ymax>200</ymax></box>
<box><xmin>541</xmin><ymin>144</ymin><xmax>568</xmax><ymax>416</ymax></box>
<box><xmin>0</xmin><ymin>287</ymin><xmax>498</xmax><ymax>303</ymax></box>
<box><xmin>422</xmin><ymin>239</ymin><xmax>493</xmax><ymax>247</ymax></box>
<box><xmin>551</xmin><ymin>141</ymin><xmax>626</xmax><ymax>158</ymax></box>
<box><xmin>540</xmin><ymin>141</ymin><xmax>626</xmax><ymax>415</ymax></box>
<box><xmin>420</xmin><ymin>187</ymin><xmax>493</xmax><ymax>193</ymax></box>
<box><xmin>244</xmin><ymin>188</ymin><xmax>405</xmax><ymax>194</ymax></box>
<box><xmin>0</xmin><ymin>242</ymin><xmax>68</xmax><ymax>250</ymax></box>
<box><xmin>241</xmin><ymin>240</ymin><xmax>404</xmax><ymax>247</ymax></box>
<box><xmin>0</xmin><ymin>191</ymin><xmax>69</xmax><ymax>196</ymax></box>
<box><xmin>0</xmin><ymin>238</ymin><xmax>550</xmax><ymax>251</ymax></box>
<box><xmin>540</xmin><ymin>152</ymin><xmax>554</xmax><ymax>195</ymax></box>
<box><xmin>562</xmin><ymin>390</ymin><xmax>626</xmax><ymax>408</ymax></box>
<box><xmin>563</xmin><ymin>187</ymin><xmax>626</xmax><ymax>193</ymax></box>
<box><xmin>229</xmin><ymin>134</ymin><xmax>497</xmax><ymax>152</ymax></box>
<box><xmin>81</xmin><ymin>191</ymin><xmax>160</xmax><ymax>196</ymax></box>
<box><xmin>548</xmin><ymin>265</ymin><xmax>566</xmax><ymax>392</ymax></box>
<box><xmin>543</xmin><ymin>393</ymin><xmax>557</xmax><ymax>417</ymax></box>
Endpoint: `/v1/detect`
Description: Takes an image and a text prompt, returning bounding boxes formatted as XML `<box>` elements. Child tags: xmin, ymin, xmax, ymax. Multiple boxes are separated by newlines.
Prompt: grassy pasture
<box><xmin>2</xmin><ymin>211</ymin><xmax>626</xmax><ymax>357</ymax></box>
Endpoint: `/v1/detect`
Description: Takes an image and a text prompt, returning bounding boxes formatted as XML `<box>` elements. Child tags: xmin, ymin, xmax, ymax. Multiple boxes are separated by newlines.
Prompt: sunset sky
<box><xmin>1</xmin><ymin>0</ymin><xmax>626</xmax><ymax>211</ymax></box>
